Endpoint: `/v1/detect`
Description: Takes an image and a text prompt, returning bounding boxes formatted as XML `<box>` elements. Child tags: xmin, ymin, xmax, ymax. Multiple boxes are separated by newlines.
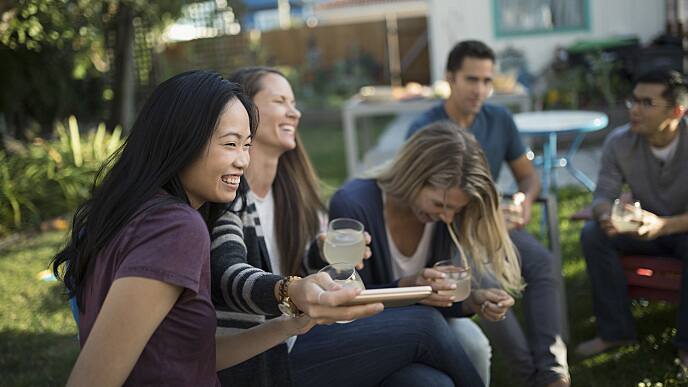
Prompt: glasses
<box><xmin>318</xmin><ymin>263</ymin><xmax>365</xmax><ymax>323</ymax></box>
<box><xmin>611</xmin><ymin>199</ymin><xmax>642</xmax><ymax>233</ymax></box>
<box><xmin>433</xmin><ymin>259</ymin><xmax>471</xmax><ymax>302</ymax></box>
<box><xmin>624</xmin><ymin>97</ymin><xmax>673</xmax><ymax>110</ymax></box>
<box><xmin>323</xmin><ymin>218</ymin><xmax>365</xmax><ymax>266</ymax></box>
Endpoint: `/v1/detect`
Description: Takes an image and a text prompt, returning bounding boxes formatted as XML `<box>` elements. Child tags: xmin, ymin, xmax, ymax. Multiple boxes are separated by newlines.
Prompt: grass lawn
<box><xmin>1</xmin><ymin>123</ymin><xmax>686</xmax><ymax>386</ymax></box>
<box><xmin>0</xmin><ymin>231</ymin><xmax>79</xmax><ymax>386</ymax></box>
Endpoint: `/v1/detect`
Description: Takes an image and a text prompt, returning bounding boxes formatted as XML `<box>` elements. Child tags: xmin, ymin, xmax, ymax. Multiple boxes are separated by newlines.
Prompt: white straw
<box><xmin>446</xmin><ymin>222</ymin><xmax>469</xmax><ymax>268</ymax></box>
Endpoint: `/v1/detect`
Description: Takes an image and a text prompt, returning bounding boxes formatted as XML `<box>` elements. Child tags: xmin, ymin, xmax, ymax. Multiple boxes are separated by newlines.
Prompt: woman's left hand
<box><xmin>468</xmin><ymin>288</ymin><xmax>514</xmax><ymax>321</ymax></box>
<box><xmin>356</xmin><ymin>232</ymin><xmax>373</xmax><ymax>269</ymax></box>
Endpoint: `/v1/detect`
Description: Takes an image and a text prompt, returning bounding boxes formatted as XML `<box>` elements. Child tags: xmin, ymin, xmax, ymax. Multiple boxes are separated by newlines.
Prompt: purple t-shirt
<box><xmin>78</xmin><ymin>196</ymin><xmax>220</xmax><ymax>386</ymax></box>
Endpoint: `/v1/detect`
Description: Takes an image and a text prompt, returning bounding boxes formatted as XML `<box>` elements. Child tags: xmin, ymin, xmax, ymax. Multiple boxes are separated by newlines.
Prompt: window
<box><xmin>494</xmin><ymin>0</ymin><xmax>590</xmax><ymax>37</ymax></box>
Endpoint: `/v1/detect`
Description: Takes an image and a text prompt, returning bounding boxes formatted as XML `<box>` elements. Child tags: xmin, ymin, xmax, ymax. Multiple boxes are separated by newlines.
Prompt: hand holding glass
<box><xmin>501</xmin><ymin>192</ymin><xmax>526</xmax><ymax>227</ymax></box>
<box><xmin>323</xmin><ymin>218</ymin><xmax>366</xmax><ymax>266</ymax></box>
<box><xmin>611</xmin><ymin>199</ymin><xmax>642</xmax><ymax>233</ymax></box>
<box><xmin>433</xmin><ymin>259</ymin><xmax>471</xmax><ymax>302</ymax></box>
<box><xmin>318</xmin><ymin>263</ymin><xmax>365</xmax><ymax>323</ymax></box>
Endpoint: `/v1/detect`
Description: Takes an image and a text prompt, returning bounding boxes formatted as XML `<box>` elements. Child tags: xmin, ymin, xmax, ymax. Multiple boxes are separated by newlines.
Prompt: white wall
<box><xmin>427</xmin><ymin>0</ymin><xmax>666</xmax><ymax>81</ymax></box>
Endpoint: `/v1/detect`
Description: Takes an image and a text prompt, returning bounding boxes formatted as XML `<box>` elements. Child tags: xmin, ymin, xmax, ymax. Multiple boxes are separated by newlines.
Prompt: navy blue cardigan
<box><xmin>328</xmin><ymin>178</ymin><xmax>469</xmax><ymax>318</ymax></box>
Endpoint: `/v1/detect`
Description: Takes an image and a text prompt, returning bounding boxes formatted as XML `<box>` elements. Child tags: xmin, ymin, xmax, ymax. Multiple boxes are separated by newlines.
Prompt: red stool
<box><xmin>622</xmin><ymin>255</ymin><xmax>682</xmax><ymax>304</ymax></box>
<box><xmin>571</xmin><ymin>207</ymin><xmax>683</xmax><ymax>304</ymax></box>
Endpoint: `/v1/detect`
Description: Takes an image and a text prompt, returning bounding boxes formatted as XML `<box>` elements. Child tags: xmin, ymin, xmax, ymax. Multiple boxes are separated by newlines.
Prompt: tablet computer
<box><xmin>343</xmin><ymin>286</ymin><xmax>433</xmax><ymax>308</ymax></box>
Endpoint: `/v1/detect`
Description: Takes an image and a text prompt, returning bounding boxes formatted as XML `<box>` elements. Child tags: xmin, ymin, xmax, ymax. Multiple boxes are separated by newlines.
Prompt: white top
<box><xmin>387</xmin><ymin>222</ymin><xmax>434</xmax><ymax>279</ymax></box>
<box><xmin>249</xmin><ymin>190</ymin><xmax>282</xmax><ymax>275</ymax></box>
<box><xmin>249</xmin><ymin>189</ymin><xmax>297</xmax><ymax>351</ymax></box>
<box><xmin>650</xmin><ymin>131</ymin><xmax>680</xmax><ymax>164</ymax></box>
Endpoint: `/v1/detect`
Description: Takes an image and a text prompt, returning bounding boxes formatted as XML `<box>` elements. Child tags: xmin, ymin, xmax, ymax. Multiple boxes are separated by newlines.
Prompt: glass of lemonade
<box><xmin>318</xmin><ymin>263</ymin><xmax>365</xmax><ymax>323</ymax></box>
<box><xmin>611</xmin><ymin>199</ymin><xmax>642</xmax><ymax>233</ymax></box>
<box><xmin>433</xmin><ymin>259</ymin><xmax>471</xmax><ymax>302</ymax></box>
<box><xmin>323</xmin><ymin>218</ymin><xmax>366</xmax><ymax>266</ymax></box>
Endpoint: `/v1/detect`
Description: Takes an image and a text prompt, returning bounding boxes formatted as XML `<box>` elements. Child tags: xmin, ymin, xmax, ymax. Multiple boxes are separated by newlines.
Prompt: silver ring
<box><xmin>480</xmin><ymin>302</ymin><xmax>487</xmax><ymax>313</ymax></box>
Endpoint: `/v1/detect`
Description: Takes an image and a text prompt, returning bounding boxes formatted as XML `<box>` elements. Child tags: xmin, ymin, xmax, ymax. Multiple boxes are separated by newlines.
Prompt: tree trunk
<box><xmin>109</xmin><ymin>3</ymin><xmax>136</xmax><ymax>133</ymax></box>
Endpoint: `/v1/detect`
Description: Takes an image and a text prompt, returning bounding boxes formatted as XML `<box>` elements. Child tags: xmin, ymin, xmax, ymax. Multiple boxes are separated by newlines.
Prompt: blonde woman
<box><xmin>329</xmin><ymin>121</ymin><xmax>524</xmax><ymax>385</ymax></box>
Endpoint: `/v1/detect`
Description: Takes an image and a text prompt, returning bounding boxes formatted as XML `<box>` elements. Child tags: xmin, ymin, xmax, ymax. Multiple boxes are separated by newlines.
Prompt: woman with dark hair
<box><xmin>51</xmin><ymin>70</ymin><xmax>366</xmax><ymax>386</ymax></box>
<box><xmin>210</xmin><ymin>67</ymin><xmax>484</xmax><ymax>387</ymax></box>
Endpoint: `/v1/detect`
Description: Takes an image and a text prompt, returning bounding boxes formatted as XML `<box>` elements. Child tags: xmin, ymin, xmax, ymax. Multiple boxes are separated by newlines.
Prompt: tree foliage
<box><xmin>0</xmin><ymin>0</ymin><xmax>186</xmax><ymax>139</ymax></box>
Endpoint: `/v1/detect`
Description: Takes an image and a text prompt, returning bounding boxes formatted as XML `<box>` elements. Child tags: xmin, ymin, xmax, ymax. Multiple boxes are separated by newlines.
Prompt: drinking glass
<box><xmin>501</xmin><ymin>192</ymin><xmax>526</xmax><ymax>227</ymax></box>
<box><xmin>318</xmin><ymin>263</ymin><xmax>365</xmax><ymax>323</ymax></box>
<box><xmin>323</xmin><ymin>218</ymin><xmax>366</xmax><ymax>266</ymax></box>
<box><xmin>611</xmin><ymin>199</ymin><xmax>642</xmax><ymax>233</ymax></box>
<box><xmin>433</xmin><ymin>259</ymin><xmax>471</xmax><ymax>302</ymax></box>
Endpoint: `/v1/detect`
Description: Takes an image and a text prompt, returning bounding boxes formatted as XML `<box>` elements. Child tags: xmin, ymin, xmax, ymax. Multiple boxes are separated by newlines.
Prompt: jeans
<box><xmin>581</xmin><ymin>221</ymin><xmax>688</xmax><ymax>351</ymax></box>
<box><xmin>290</xmin><ymin>305</ymin><xmax>484</xmax><ymax>387</ymax></box>
<box><xmin>447</xmin><ymin>317</ymin><xmax>492</xmax><ymax>386</ymax></box>
<box><xmin>473</xmin><ymin>229</ymin><xmax>569</xmax><ymax>387</ymax></box>
<box><xmin>380</xmin><ymin>363</ymin><xmax>454</xmax><ymax>387</ymax></box>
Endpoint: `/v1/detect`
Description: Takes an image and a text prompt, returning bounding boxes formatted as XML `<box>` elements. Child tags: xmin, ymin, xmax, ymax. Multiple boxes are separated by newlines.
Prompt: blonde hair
<box><xmin>377</xmin><ymin>121</ymin><xmax>524</xmax><ymax>294</ymax></box>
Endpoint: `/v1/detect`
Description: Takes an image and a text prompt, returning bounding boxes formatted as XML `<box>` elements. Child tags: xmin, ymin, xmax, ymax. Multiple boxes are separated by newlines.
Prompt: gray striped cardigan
<box><xmin>210</xmin><ymin>194</ymin><xmax>323</xmax><ymax>387</ymax></box>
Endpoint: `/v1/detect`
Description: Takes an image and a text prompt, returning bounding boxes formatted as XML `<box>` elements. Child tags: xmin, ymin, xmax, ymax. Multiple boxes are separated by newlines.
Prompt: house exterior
<box><xmin>427</xmin><ymin>0</ymin><xmax>666</xmax><ymax>80</ymax></box>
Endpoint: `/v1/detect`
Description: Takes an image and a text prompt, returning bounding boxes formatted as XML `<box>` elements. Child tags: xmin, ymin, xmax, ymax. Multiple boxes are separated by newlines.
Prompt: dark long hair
<box><xmin>51</xmin><ymin>70</ymin><xmax>258</xmax><ymax>310</ymax></box>
<box><xmin>228</xmin><ymin>67</ymin><xmax>325</xmax><ymax>275</ymax></box>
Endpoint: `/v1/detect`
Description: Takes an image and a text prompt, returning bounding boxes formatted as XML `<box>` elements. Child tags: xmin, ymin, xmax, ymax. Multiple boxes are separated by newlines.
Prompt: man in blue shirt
<box><xmin>407</xmin><ymin>40</ymin><xmax>569</xmax><ymax>387</ymax></box>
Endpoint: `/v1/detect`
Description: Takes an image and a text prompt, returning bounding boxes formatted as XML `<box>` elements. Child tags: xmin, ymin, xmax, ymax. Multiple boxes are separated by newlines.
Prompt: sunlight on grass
<box><xmin>581</xmin><ymin>342</ymin><xmax>642</xmax><ymax>367</ymax></box>
<box><xmin>562</xmin><ymin>257</ymin><xmax>587</xmax><ymax>278</ymax></box>
<box><xmin>0</xmin><ymin>231</ymin><xmax>79</xmax><ymax>386</ymax></box>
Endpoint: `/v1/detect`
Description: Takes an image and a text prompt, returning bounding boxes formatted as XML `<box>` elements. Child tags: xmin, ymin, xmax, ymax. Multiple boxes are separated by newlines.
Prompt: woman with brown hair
<box><xmin>210</xmin><ymin>67</ymin><xmax>485</xmax><ymax>387</ymax></box>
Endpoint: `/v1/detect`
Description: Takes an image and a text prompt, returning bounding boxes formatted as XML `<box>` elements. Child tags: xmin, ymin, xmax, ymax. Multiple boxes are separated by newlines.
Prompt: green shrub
<box><xmin>0</xmin><ymin>117</ymin><xmax>123</xmax><ymax>236</ymax></box>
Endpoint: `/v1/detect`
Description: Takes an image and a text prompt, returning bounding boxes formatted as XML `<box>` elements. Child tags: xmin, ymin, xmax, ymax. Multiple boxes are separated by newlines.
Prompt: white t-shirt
<box><xmin>650</xmin><ymin>132</ymin><xmax>680</xmax><ymax>165</ymax></box>
<box><xmin>387</xmin><ymin>222</ymin><xmax>435</xmax><ymax>279</ymax></box>
<box><xmin>249</xmin><ymin>190</ymin><xmax>282</xmax><ymax>275</ymax></box>
<box><xmin>249</xmin><ymin>189</ymin><xmax>299</xmax><ymax>351</ymax></box>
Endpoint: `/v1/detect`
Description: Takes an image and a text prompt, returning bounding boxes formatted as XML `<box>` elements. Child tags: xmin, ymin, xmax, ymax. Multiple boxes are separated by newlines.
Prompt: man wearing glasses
<box><xmin>576</xmin><ymin>69</ymin><xmax>688</xmax><ymax>375</ymax></box>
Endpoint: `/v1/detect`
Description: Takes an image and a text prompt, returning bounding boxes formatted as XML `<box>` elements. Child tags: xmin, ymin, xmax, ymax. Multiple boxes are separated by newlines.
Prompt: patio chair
<box><xmin>570</xmin><ymin>207</ymin><xmax>682</xmax><ymax>304</ymax></box>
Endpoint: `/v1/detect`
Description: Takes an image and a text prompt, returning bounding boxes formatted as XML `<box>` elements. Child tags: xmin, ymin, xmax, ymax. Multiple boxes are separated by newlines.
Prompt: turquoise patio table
<box><xmin>514</xmin><ymin>110</ymin><xmax>608</xmax><ymax>193</ymax></box>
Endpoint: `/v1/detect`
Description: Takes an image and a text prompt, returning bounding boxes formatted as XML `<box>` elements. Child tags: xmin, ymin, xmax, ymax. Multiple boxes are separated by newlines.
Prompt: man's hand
<box><xmin>399</xmin><ymin>268</ymin><xmax>457</xmax><ymax>308</ymax></box>
<box><xmin>521</xmin><ymin>198</ymin><xmax>533</xmax><ymax>227</ymax></box>
<box><xmin>502</xmin><ymin>192</ymin><xmax>530</xmax><ymax>230</ymax></box>
<box><xmin>598</xmin><ymin>214</ymin><xmax>619</xmax><ymax>238</ymax></box>
<box><xmin>636</xmin><ymin>209</ymin><xmax>668</xmax><ymax>240</ymax></box>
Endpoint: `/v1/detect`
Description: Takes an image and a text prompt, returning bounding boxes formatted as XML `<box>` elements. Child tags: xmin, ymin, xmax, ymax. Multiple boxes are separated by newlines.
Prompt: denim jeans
<box><xmin>581</xmin><ymin>221</ymin><xmax>688</xmax><ymax>350</ymax></box>
<box><xmin>289</xmin><ymin>305</ymin><xmax>484</xmax><ymax>387</ymax></box>
<box><xmin>380</xmin><ymin>363</ymin><xmax>454</xmax><ymax>387</ymax></box>
<box><xmin>447</xmin><ymin>317</ymin><xmax>492</xmax><ymax>385</ymax></box>
<box><xmin>468</xmin><ymin>229</ymin><xmax>569</xmax><ymax>387</ymax></box>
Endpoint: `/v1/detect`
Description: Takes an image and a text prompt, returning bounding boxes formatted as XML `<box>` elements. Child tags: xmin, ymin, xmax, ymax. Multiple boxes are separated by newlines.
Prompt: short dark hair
<box><xmin>635</xmin><ymin>69</ymin><xmax>688</xmax><ymax>106</ymax></box>
<box><xmin>446</xmin><ymin>40</ymin><xmax>496</xmax><ymax>73</ymax></box>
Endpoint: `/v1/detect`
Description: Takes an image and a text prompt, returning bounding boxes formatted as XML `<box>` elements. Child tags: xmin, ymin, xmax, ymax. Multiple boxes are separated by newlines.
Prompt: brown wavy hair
<box><xmin>228</xmin><ymin>67</ymin><xmax>325</xmax><ymax>275</ymax></box>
